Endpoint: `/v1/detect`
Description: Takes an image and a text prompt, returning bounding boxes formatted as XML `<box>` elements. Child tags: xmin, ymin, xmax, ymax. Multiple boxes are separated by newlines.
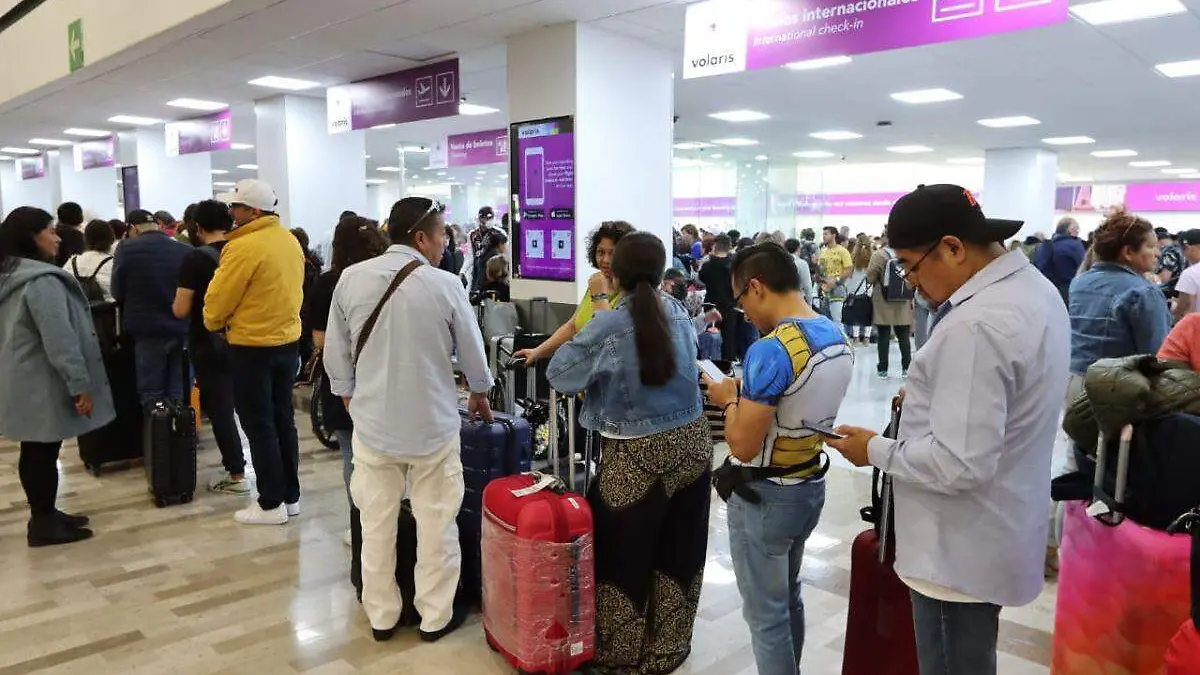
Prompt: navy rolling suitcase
<box><xmin>143</xmin><ymin>350</ymin><xmax>198</xmax><ymax>507</ymax></box>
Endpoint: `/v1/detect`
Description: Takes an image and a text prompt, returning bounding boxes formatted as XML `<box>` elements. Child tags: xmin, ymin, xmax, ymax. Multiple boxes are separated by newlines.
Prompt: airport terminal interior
<box><xmin>1</xmin><ymin>0</ymin><xmax>1200</xmax><ymax>673</ymax></box>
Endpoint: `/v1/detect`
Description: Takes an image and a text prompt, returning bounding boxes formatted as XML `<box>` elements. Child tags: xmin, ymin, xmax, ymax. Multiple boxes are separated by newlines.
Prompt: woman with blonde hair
<box><xmin>843</xmin><ymin>234</ymin><xmax>874</xmax><ymax>345</ymax></box>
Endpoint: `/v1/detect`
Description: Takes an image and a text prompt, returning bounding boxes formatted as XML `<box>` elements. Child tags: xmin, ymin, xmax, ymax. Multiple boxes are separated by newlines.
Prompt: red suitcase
<box><xmin>842</xmin><ymin>398</ymin><xmax>920</xmax><ymax>675</ymax></box>
<box><xmin>482</xmin><ymin>391</ymin><xmax>596</xmax><ymax>675</ymax></box>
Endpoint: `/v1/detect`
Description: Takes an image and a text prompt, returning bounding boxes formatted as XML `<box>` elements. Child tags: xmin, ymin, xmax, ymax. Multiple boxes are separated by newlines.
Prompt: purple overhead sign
<box><xmin>447</xmin><ymin>129</ymin><xmax>509</xmax><ymax>167</ymax></box>
<box><xmin>73</xmin><ymin>137</ymin><xmax>116</xmax><ymax>171</ymax></box>
<box><xmin>683</xmin><ymin>0</ymin><xmax>1070</xmax><ymax>78</ymax></box>
<box><xmin>674</xmin><ymin>197</ymin><xmax>738</xmax><ymax>218</ymax></box>
<box><xmin>165</xmin><ymin>110</ymin><xmax>232</xmax><ymax>157</ymax></box>
<box><xmin>327</xmin><ymin>59</ymin><xmax>460</xmax><ymax>133</ymax></box>
<box><xmin>17</xmin><ymin>155</ymin><xmax>46</xmax><ymax>180</ymax></box>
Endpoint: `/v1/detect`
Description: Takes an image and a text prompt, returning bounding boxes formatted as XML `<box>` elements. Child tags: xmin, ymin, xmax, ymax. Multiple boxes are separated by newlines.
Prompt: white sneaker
<box><xmin>209</xmin><ymin>475</ymin><xmax>251</xmax><ymax>495</ymax></box>
<box><xmin>285</xmin><ymin>502</ymin><xmax>300</xmax><ymax>517</ymax></box>
<box><xmin>343</xmin><ymin>529</ymin><xmax>352</xmax><ymax>547</ymax></box>
<box><xmin>234</xmin><ymin>503</ymin><xmax>288</xmax><ymax>525</ymax></box>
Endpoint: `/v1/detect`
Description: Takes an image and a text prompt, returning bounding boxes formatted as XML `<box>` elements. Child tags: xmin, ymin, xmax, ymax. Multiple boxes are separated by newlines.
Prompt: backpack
<box><xmin>881</xmin><ymin>250</ymin><xmax>915</xmax><ymax>302</ymax></box>
<box><xmin>70</xmin><ymin>256</ymin><xmax>112</xmax><ymax>303</ymax></box>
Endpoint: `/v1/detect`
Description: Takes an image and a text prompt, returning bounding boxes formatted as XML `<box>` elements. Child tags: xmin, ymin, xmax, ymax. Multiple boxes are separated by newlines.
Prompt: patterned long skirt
<box><xmin>588</xmin><ymin>416</ymin><xmax>713</xmax><ymax>675</ymax></box>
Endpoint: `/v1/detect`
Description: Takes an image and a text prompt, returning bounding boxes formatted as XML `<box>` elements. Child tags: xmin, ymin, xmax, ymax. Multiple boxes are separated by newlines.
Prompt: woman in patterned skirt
<box><xmin>548</xmin><ymin>232</ymin><xmax>712</xmax><ymax>674</ymax></box>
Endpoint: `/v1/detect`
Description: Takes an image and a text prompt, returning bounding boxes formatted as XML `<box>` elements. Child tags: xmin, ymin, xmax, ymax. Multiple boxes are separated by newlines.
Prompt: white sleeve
<box><xmin>1177</xmin><ymin>268</ymin><xmax>1200</xmax><ymax>297</ymax></box>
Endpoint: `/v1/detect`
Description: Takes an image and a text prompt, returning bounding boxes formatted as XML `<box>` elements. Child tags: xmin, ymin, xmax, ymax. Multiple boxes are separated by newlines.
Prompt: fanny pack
<box><xmin>712</xmin><ymin>452</ymin><xmax>830</xmax><ymax>504</ymax></box>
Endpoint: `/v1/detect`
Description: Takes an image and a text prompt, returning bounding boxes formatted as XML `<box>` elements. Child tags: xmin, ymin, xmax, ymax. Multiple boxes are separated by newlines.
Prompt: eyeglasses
<box><xmin>733</xmin><ymin>277</ymin><xmax>761</xmax><ymax>313</ymax></box>
<box><xmin>897</xmin><ymin>242</ymin><xmax>942</xmax><ymax>282</ymax></box>
<box><xmin>408</xmin><ymin>199</ymin><xmax>445</xmax><ymax>235</ymax></box>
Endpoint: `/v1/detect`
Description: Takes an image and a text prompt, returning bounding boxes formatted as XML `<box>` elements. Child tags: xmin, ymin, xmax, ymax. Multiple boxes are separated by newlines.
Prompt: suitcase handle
<box><xmin>1090</xmin><ymin>424</ymin><xmax>1133</xmax><ymax>526</ymax></box>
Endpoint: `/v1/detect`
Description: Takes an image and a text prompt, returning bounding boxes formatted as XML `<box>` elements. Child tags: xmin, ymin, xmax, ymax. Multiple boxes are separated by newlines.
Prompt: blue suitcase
<box><xmin>458</xmin><ymin>410</ymin><xmax>533</xmax><ymax>603</ymax></box>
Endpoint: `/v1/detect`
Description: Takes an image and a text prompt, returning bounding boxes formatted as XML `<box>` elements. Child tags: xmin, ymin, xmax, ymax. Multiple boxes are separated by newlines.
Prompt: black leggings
<box><xmin>876</xmin><ymin>324</ymin><xmax>913</xmax><ymax>374</ymax></box>
<box><xmin>19</xmin><ymin>441</ymin><xmax>62</xmax><ymax>516</ymax></box>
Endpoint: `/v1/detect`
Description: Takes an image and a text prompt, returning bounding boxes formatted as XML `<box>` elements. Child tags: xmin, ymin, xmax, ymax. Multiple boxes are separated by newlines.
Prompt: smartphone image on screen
<box><xmin>801</xmin><ymin>420</ymin><xmax>846</xmax><ymax>440</ymax></box>
<box><xmin>524</xmin><ymin>147</ymin><xmax>545</xmax><ymax>207</ymax></box>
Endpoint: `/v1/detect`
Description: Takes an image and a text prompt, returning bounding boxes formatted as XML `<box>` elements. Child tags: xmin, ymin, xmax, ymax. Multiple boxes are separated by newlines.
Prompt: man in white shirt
<box><xmin>324</xmin><ymin>196</ymin><xmax>494</xmax><ymax>643</ymax></box>
<box><xmin>1170</xmin><ymin>229</ymin><xmax>1200</xmax><ymax>320</ymax></box>
<box><xmin>829</xmin><ymin>185</ymin><xmax>1070</xmax><ymax>675</ymax></box>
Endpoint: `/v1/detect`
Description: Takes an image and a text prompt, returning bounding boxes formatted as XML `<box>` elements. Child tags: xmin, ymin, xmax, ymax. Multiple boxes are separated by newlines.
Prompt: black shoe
<box><xmin>419</xmin><ymin>605</ymin><xmax>467</xmax><ymax>643</ymax></box>
<box><xmin>27</xmin><ymin>518</ymin><xmax>93</xmax><ymax>548</ymax></box>
<box><xmin>54</xmin><ymin>510</ymin><xmax>89</xmax><ymax>528</ymax></box>
<box><xmin>371</xmin><ymin>621</ymin><xmax>400</xmax><ymax>643</ymax></box>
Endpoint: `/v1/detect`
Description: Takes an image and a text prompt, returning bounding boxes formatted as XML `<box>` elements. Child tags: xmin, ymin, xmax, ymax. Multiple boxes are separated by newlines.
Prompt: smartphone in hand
<box><xmin>697</xmin><ymin>359</ymin><xmax>726</xmax><ymax>383</ymax></box>
<box><xmin>801</xmin><ymin>420</ymin><xmax>846</xmax><ymax>440</ymax></box>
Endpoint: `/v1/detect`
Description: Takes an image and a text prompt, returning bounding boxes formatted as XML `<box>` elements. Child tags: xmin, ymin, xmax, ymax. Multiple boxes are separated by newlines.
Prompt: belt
<box><xmin>712</xmin><ymin>453</ymin><xmax>830</xmax><ymax>504</ymax></box>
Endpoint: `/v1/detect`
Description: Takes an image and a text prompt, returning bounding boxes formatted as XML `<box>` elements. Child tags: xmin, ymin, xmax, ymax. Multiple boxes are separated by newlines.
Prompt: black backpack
<box><xmin>70</xmin><ymin>256</ymin><xmax>112</xmax><ymax>303</ymax></box>
<box><xmin>880</xmin><ymin>250</ymin><xmax>915</xmax><ymax>302</ymax></box>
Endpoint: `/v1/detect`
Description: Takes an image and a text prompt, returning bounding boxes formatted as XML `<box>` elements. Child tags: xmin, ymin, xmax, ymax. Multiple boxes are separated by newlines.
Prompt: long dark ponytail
<box><xmin>611</xmin><ymin>231</ymin><xmax>675</xmax><ymax>387</ymax></box>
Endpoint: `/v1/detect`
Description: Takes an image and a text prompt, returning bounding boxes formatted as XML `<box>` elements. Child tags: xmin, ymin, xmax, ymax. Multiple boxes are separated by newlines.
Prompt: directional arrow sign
<box><xmin>68</xmin><ymin>19</ymin><xmax>84</xmax><ymax>72</ymax></box>
<box><xmin>326</xmin><ymin>59</ymin><xmax>460</xmax><ymax>130</ymax></box>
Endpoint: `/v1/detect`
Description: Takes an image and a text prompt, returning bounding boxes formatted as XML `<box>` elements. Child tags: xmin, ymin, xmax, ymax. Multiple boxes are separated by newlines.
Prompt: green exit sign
<box><xmin>68</xmin><ymin>19</ymin><xmax>84</xmax><ymax>73</ymax></box>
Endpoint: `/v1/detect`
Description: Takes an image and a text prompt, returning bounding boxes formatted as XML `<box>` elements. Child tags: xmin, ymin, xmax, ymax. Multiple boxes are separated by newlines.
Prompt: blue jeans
<box><xmin>910</xmin><ymin>590</ymin><xmax>1002</xmax><ymax>675</ymax></box>
<box><xmin>335</xmin><ymin>429</ymin><xmax>353</xmax><ymax>509</ymax></box>
<box><xmin>229</xmin><ymin>343</ymin><xmax>301</xmax><ymax>510</ymax></box>
<box><xmin>133</xmin><ymin>336</ymin><xmax>185</xmax><ymax>406</ymax></box>
<box><xmin>727</xmin><ymin>479</ymin><xmax>826</xmax><ymax>675</ymax></box>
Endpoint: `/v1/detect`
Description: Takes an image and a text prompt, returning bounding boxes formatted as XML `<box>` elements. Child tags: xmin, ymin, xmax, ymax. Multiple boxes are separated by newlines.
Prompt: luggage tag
<box><xmin>1086</xmin><ymin>501</ymin><xmax>1112</xmax><ymax>518</ymax></box>
<box><xmin>509</xmin><ymin>472</ymin><xmax>562</xmax><ymax>498</ymax></box>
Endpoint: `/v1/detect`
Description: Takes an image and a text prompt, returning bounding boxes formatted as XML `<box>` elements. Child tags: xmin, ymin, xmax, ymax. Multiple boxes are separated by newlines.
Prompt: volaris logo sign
<box><xmin>682</xmin><ymin>0</ymin><xmax>749</xmax><ymax>78</ymax></box>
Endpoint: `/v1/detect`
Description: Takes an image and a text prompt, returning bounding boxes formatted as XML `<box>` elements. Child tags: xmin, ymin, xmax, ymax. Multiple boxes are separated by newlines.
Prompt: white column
<box><xmin>57</xmin><ymin>152</ymin><xmax>120</xmax><ymax>220</ymax></box>
<box><xmin>736</xmin><ymin>162</ymin><xmax>769</xmax><ymax>235</ymax></box>
<box><xmin>982</xmin><ymin>148</ymin><xmax>1058</xmax><ymax>240</ymax></box>
<box><xmin>256</xmin><ymin>95</ymin><xmax>367</xmax><ymax>245</ymax></box>
<box><xmin>136</xmin><ymin>127</ymin><xmax>212</xmax><ymax>219</ymax></box>
<box><xmin>507</xmin><ymin>22</ymin><xmax>674</xmax><ymax>303</ymax></box>
<box><xmin>0</xmin><ymin>153</ymin><xmax>61</xmax><ymax>215</ymax></box>
<box><xmin>367</xmin><ymin>181</ymin><xmax>401</xmax><ymax>222</ymax></box>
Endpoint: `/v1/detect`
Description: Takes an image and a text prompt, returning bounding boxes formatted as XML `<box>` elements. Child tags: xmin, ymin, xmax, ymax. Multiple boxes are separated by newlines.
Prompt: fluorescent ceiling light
<box><xmin>1091</xmin><ymin>149</ymin><xmax>1138</xmax><ymax>158</ymax></box>
<box><xmin>887</xmin><ymin>145</ymin><xmax>934</xmax><ymax>154</ymax></box>
<box><xmin>211</xmin><ymin>169</ymin><xmax>229</xmax><ymax>175</ymax></box>
<box><xmin>1163</xmin><ymin>167</ymin><xmax>1197</xmax><ymax>174</ymax></box>
<box><xmin>237</xmin><ymin>164</ymin><xmax>258</xmax><ymax>170</ymax></box>
<box><xmin>673</xmin><ymin>142</ymin><xmax>715</xmax><ymax>150</ymax></box>
<box><xmin>1180</xmin><ymin>173</ymin><xmax>1200</xmax><ymax>179</ymax></box>
<box><xmin>709</xmin><ymin>153</ymin><xmax>724</xmax><ymax>159</ymax></box>
<box><xmin>755</xmin><ymin>154</ymin><xmax>769</xmax><ymax>161</ymax></box>
<box><xmin>1063</xmin><ymin>176</ymin><xmax>1093</xmax><ymax>182</ymax></box>
<box><xmin>977</xmin><ymin>116</ymin><xmax>1040</xmax><ymax>128</ymax></box>
<box><xmin>1130</xmin><ymin>160</ymin><xmax>1171</xmax><ymax>167</ymax></box>
<box><xmin>809</xmin><ymin>130</ymin><xmax>862</xmax><ymax>141</ymax></box>
<box><xmin>708</xmin><ymin>109</ymin><xmax>771</xmax><ymax>122</ymax></box>
<box><xmin>436</xmin><ymin>171</ymin><xmax>448</xmax><ymax>176</ymax></box>
<box><xmin>459</xmin><ymin>103</ymin><xmax>500</xmax><ymax>116</ymax></box>
<box><xmin>1</xmin><ymin>147</ymin><xmax>40</xmax><ymax>155</ymax></box>
<box><xmin>712</xmin><ymin>138</ymin><xmax>759</xmax><ymax>146</ymax></box>
<box><xmin>401</xmin><ymin>145</ymin><xmax>429</xmax><ymax>153</ymax></box>
<box><xmin>231</xmin><ymin>143</ymin><xmax>254</xmax><ymax>150</ymax></box>
<box><xmin>1070</xmin><ymin>0</ymin><xmax>1185</xmax><ymax>26</ymax></box>
<box><xmin>372</xmin><ymin>123</ymin><xmax>397</xmax><ymax>130</ymax></box>
<box><xmin>784</xmin><ymin>55</ymin><xmax>852</xmax><ymax>71</ymax></box>
<box><xmin>365</xmin><ymin>178</ymin><xmax>387</xmax><ymax>185</ymax></box>
<box><xmin>29</xmin><ymin>138</ymin><xmax>71</xmax><ymax>147</ymax></box>
<box><xmin>793</xmin><ymin>150</ymin><xmax>835</xmax><ymax>159</ymax></box>
<box><xmin>166</xmin><ymin>98</ymin><xmax>228</xmax><ymax>111</ymax></box>
<box><xmin>946</xmin><ymin>157</ymin><xmax>985</xmax><ymax>165</ymax></box>
<box><xmin>890</xmin><ymin>88</ymin><xmax>962</xmax><ymax>104</ymax></box>
<box><xmin>108</xmin><ymin>115</ymin><xmax>162</xmax><ymax>126</ymax></box>
<box><xmin>377</xmin><ymin>166</ymin><xmax>401</xmax><ymax>172</ymax></box>
<box><xmin>0</xmin><ymin>155</ymin><xmax>12</xmax><ymax>161</ymax></box>
<box><xmin>248</xmin><ymin>75</ymin><xmax>321</xmax><ymax>91</ymax></box>
<box><xmin>1155</xmin><ymin>59</ymin><xmax>1200</xmax><ymax>79</ymax></box>
<box><xmin>63</xmin><ymin>128</ymin><xmax>111</xmax><ymax>138</ymax></box>
<box><xmin>1042</xmin><ymin>136</ymin><xmax>1096</xmax><ymax>146</ymax></box>
<box><xmin>213</xmin><ymin>181</ymin><xmax>236</xmax><ymax>187</ymax></box>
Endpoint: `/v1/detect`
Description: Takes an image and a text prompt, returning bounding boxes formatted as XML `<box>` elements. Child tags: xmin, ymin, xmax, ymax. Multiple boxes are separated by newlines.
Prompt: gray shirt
<box><xmin>793</xmin><ymin>255</ymin><xmax>814</xmax><ymax>306</ymax></box>
<box><xmin>867</xmin><ymin>250</ymin><xmax>1070</xmax><ymax>607</ymax></box>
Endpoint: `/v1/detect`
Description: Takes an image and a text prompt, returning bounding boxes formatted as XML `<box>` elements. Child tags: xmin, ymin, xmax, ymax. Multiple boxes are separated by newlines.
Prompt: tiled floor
<box><xmin>0</xmin><ymin>343</ymin><xmax>1056</xmax><ymax>674</ymax></box>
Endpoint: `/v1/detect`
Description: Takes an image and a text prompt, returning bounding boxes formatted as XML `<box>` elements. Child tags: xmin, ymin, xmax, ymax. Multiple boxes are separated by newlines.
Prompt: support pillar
<box><xmin>982</xmin><ymin>148</ymin><xmax>1058</xmax><ymax>240</ymax></box>
<box><xmin>135</xmin><ymin>127</ymin><xmax>211</xmax><ymax>220</ymax></box>
<box><xmin>0</xmin><ymin>152</ymin><xmax>61</xmax><ymax>215</ymax></box>
<box><xmin>58</xmin><ymin>152</ymin><xmax>120</xmax><ymax>220</ymax></box>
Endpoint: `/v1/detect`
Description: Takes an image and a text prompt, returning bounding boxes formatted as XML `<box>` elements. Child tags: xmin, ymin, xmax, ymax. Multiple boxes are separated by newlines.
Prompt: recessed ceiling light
<box><xmin>166</xmin><ymin>98</ymin><xmax>228</xmax><ymax>111</ymax></box>
<box><xmin>211</xmin><ymin>169</ymin><xmax>229</xmax><ymax>175</ymax></box>
<box><xmin>890</xmin><ymin>88</ymin><xmax>962</xmax><ymax>104</ymax></box>
<box><xmin>946</xmin><ymin>157</ymin><xmax>985</xmax><ymax>165</ymax></box>
<box><xmin>810</xmin><ymin>130</ymin><xmax>862</xmax><ymax>141</ymax></box>
<box><xmin>977</xmin><ymin>116</ymin><xmax>1040</xmax><ymax>128</ymax></box>
<box><xmin>1</xmin><ymin>147</ymin><xmax>39</xmax><ymax>155</ymax></box>
<box><xmin>459</xmin><ymin>103</ymin><xmax>500</xmax><ymax>116</ymax></box>
<box><xmin>755</xmin><ymin>155</ymin><xmax>769</xmax><ymax>161</ymax></box>
<box><xmin>1042</xmin><ymin>136</ymin><xmax>1096</xmax><ymax>146</ymax></box>
<box><xmin>237</xmin><ymin>164</ymin><xmax>258</xmax><ymax>170</ymax></box>
<box><xmin>365</xmin><ymin>178</ymin><xmax>387</xmax><ymax>185</ymax></box>
<box><xmin>784</xmin><ymin>55</ymin><xmax>852</xmax><ymax>71</ymax></box>
<box><xmin>377</xmin><ymin>166</ymin><xmax>401</xmax><ymax>172</ymax></box>
<box><xmin>231</xmin><ymin>143</ymin><xmax>254</xmax><ymax>150</ymax></box>
<box><xmin>1163</xmin><ymin>167</ymin><xmax>1197</xmax><ymax>174</ymax></box>
<box><xmin>1062</xmin><ymin>176</ymin><xmax>1094</xmax><ymax>183</ymax></box>
<box><xmin>63</xmin><ymin>128</ymin><xmax>111</xmax><ymax>138</ymax></box>
<box><xmin>708</xmin><ymin>109</ymin><xmax>771</xmax><ymax>122</ymax></box>
<box><xmin>1091</xmin><ymin>149</ymin><xmax>1138</xmax><ymax>158</ymax></box>
<box><xmin>1155</xmin><ymin>59</ymin><xmax>1200</xmax><ymax>79</ymax></box>
<box><xmin>1070</xmin><ymin>0</ymin><xmax>1185</xmax><ymax>26</ymax></box>
<box><xmin>248</xmin><ymin>75</ymin><xmax>321</xmax><ymax>91</ymax></box>
<box><xmin>1180</xmin><ymin>173</ymin><xmax>1200</xmax><ymax>179</ymax></box>
<box><xmin>401</xmin><ymin>145</ymin><xmax>429</xmax><ymax>153</ymax></box>
<box><xmin>709</xmin><ymin>153</ymin><xmax>724</xmax><ymax>159</ymax></box>
<box><xmin>887</xmin><ymin>145</ymin><xmax>934</xmax><ymax>154</ymax></box>
<box><xmin>108</xmin><ymin>115</ymin><xmax>162</xmax><ymax>126</ymax></box>
<box><xmin>1130</xmin><ymin>160</ymin><xmax>1171</xmax><ymax>167</ymax></box>
<box><xmin>29</xmin><ymin>138</ymin><xmax>71</xmax><ymax>147</ymax></box>
<box><xmin>673</xmin><ymin>142</ymin><xmax>716</xmax><ymax>150</ymax></box>
<box><xmin>793</xmin><ymin>150</ymin><xmax>835</xmax><ymax>159</ymax></box>
<box><xmin>712</xmin><ymin>138</ymin><xmax>759</xmax><ymax>146</ymax></box>
<box><xmin>213</xmin><ymin>181</ymin><xmax>236</xmax><ymax>187</ymax></box>
<box><xmin>436</xmin><ymin>171</ymin><xmax>448</xmax><ymax>176</ymax></box>
<box><xmin>477</xmin><ymin>170</ymin><xmax>488</xmax><ymax>175</ymax></box>
<box><xmin>0</xmin><ymin>155</ymin><xmax>13</xmax><ymax>161</ymax></box>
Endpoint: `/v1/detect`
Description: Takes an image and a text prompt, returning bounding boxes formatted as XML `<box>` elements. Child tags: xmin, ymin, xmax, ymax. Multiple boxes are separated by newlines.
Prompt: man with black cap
<box><xmin>1171</xmin><ymin>229</ymin><xmax>1200</xmax><ymax>319</ymax></box>
<box><xmin>827</xmin><ymin>185</ymin><xmax>1070</xmax><ymax>675</ymax></box>
<box><xmin>463</xmin><ymin>206</ymin><xmax>507</xmax><ymax>294</ymax></box>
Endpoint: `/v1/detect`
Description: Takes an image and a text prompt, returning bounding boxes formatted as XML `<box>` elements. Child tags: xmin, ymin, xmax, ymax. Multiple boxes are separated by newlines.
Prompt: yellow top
<box><xmin>203</xmin><ymin>214</ymin><xmax>305</xmax><ymax>347</ymax></box>
<box><xmin>574</xmin><ymin>289</ymin><xmax>625</xmax><ymax>333</ymax></box>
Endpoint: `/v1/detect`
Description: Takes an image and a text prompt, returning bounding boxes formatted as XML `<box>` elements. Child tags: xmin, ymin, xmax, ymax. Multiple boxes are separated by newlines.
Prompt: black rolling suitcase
<box><xmin>143</xmin><ymin>349</ymin><xmax>198</xmax><ymax>507</ymax></box>
<box><xmin>78</xmin><ymin>304</ymin><xmax>143</xmax><ymax>475</ymax></box>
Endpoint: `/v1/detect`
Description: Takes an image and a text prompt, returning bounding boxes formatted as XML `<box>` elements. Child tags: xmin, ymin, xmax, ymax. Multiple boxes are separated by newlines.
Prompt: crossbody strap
<box><xmin>92</xmin><ymin>256</ymin><xmax>113</xmax><ymax>278</ymax></box>
<box><xmin>353</xmin><ymin>260</ymin><xmax>422</xmax><ymax>367</ymax></box>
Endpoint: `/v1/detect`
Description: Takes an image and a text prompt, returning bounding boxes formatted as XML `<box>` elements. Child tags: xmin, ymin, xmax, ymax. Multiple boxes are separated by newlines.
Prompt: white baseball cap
<box><xmin>216</xmin><ymin>179</ymin><xmax>278</xmax><ymax>212</ymax></box>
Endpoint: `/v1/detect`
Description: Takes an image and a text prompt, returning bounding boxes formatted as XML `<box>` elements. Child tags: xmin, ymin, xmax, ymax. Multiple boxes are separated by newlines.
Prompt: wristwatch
<box><xmin>591</xmin><ymin>293</ymin><xmax>610</xmax><ymax>302</ymax></box>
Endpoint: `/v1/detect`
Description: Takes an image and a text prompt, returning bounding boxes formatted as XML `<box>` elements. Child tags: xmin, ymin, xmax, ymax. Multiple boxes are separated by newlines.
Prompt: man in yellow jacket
<box><xmin>205</xmin><ymin>179</ymin><xmax>305</xmax><ymax>526</ymax></box>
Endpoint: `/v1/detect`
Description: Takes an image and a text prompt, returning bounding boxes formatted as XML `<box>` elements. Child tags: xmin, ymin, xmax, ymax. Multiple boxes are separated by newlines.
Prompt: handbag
<box><xmin>354</xmin><ymin>260</ymin><xmax>423</xmax><ymax>367</ymax></box>
<box><xmin>842</xmin><ymin>277</ymin><xmax>873</xmax><ymax>326</ymax></box>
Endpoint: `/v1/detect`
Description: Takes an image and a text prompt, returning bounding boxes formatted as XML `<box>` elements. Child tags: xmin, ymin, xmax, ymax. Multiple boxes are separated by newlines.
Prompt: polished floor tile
<box><xmin>0</xmin><ymin>342</ymin><xmax>1054</xmax><ymax>674</ymax></box>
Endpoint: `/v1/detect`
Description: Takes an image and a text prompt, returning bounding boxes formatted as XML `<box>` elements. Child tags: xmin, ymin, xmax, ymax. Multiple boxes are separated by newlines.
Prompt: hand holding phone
<box><xmin>697</xmin><ymin>359</ymin><xmax>726</xmax><ymax>383</ymax></box>
<box><xmin>801</xmin><ymin>420</ymin><xmax>846</xmax><ymax>440</ymax></box>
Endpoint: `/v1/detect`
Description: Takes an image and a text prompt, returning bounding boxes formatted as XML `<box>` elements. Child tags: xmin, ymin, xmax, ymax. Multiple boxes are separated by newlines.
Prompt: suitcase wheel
<box><xmin>181</xmin><ymin>493</ymin><xmax>193</xmax><ymax>505</ymax></box>
<box><xmin>154</xmin><ymin>496</ymin><xmax>168</xmax><ymax>508</ymax></box>
<box><xmin>85</xmin><ymin>463</ymin><xmax>101</xmax><ymax>477</ymax></box>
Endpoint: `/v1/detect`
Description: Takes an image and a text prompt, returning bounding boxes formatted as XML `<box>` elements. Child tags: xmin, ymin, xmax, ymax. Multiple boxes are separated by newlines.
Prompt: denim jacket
<box><xmin>546</xmin><ymin>294</ymin><xmax>703</xmax><ymax>437</ymax></box>
<box><xmin>1067</xmin><ymin>262</ymin><xmax>1172</xmax><ymax>375</ymax></box>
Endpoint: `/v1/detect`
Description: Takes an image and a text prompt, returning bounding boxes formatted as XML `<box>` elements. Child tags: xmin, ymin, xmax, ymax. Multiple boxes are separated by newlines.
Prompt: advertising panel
<box><xmin>512</xmin><ymin>117</ymin><xmax>576</xmax><ymax>282</ymax></box>
<box><xmin>447</xmin><ymin>128</ymin><xmax>509</xmax><ymax>167</ymax></box>
<box><xmin>17</xmin><ymin>155</ymin><xmax>46</xmax><ymax>180</ymax></box>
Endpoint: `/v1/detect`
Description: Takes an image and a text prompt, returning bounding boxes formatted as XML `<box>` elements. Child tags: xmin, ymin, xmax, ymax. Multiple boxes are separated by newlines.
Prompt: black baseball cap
<box><xmin>1179</xmin><ymin>229</ymin><xmax>1200</xmax><ymax>246</ymax></box>
<box><xmin>126</xmin><ymin>209</ymin><xmax>154</xmax><ymax>226</ymax></box>
<box><xmin>886</xmin><ymin>184</ymin><xmax>1023</xmax><ymax>250</ymax></box>
<box><xmin>1155</xmin><ymin>227</ymin><xmax>1173</xmax><ymax>241</ymax></box>
<box><xmin>478</xmin><ymin>206</ymin><xmax>495</xmax><ymax>220</ymax></box>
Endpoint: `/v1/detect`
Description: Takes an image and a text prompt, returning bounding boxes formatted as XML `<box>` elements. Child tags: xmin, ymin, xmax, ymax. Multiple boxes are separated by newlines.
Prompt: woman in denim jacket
<box><xmin>547</xmin><ymin>232</ymin><xmax>711</xmax><ymax>675</ymax></box>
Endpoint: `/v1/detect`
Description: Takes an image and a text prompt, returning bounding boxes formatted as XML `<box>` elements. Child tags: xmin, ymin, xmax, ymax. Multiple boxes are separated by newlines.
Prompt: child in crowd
<box><xmin>479</xmin><ymin>255</ymin><xmax>511</xmax><ymax>302</ymax></box>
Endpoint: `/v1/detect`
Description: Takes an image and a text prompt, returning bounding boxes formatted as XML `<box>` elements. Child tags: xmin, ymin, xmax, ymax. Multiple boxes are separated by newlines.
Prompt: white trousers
<box><xmin>351</xmin><ymin>433</ymin><xmax>464</xmax><ymax>632</ymax></box>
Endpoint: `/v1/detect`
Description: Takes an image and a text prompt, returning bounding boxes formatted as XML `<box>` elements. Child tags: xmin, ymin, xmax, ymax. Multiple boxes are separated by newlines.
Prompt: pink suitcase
<box><xmin>1165</xmin><ymin>508</ymin><xmax>1200</xmax><ymax>675</ymax></box>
